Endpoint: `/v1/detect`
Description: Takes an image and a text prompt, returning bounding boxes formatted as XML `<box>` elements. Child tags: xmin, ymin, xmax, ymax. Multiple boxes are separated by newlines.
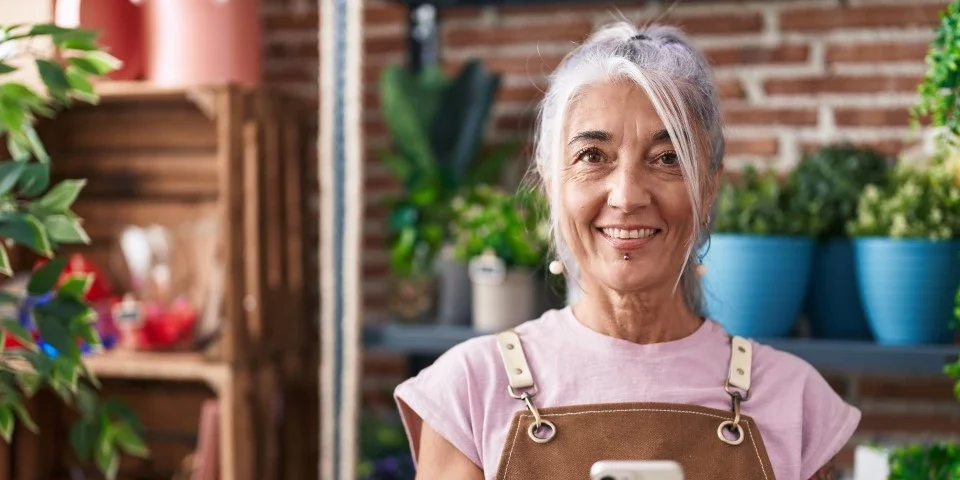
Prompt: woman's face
<box><xmin>559</xmin><ymin>80</ymin><xmax>700</xmax><ymax>294</ymax></box>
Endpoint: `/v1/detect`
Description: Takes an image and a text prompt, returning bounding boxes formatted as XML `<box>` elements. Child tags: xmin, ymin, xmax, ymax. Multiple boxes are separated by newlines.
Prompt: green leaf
<box><xmin>16</xmin><ymin>371</ymin><xmax>41</xmax><ymax>397</ymax></box>
<box><xmin>2</xmin><ymin>319</ymin><xmax>34</xmax><ymax>347</ymax></box>
<box><xmin>65</xmin><ymin>68</ymin><xmax>96</xmax><ymax>103</ymax></box>
<box><xmin>28</xmin><ymin>24</ymin><xmax>80</xmax><ymax>37</ymax></box>
<box><xmin>0</xmin><ymin>97</ymin><xmax>25</xmax><ymax>133</ymax></box>
<box><xmin>24</xmin><ymin>125</ymin><xmax>49</xmax><ymax>163</ymax></box>
<box><xmin>102</xmin><ymin>400</ymin><xmax>142</xmax><ymax>431</ymax></box>
<box><xmin>35</xmin><ymin>59</ymin><xmax>70</xmax><ymax>101</ymax></box>
<box><xmin>70</xmin><ymin>420</ymin><xmax>96</xmax><ymax>460</ymax></box>
<box><xmin>10</xmin><ymin>400</ymin><xmax>37</xmax><ymax>433</ymax></box>
<box><xmin>36</xmin><ymin>294</ymin><xmax>90</xmax><ymax>322</ymax></box>
<box><xmin>0</xmin><ymin>243</ymin><xmax>11</xmax><ymax>277</ymax></box>
<box><xmin>43</xmin><ymin>214</ymin><xmax>90</xmax><ymax>244</ymax></box>
<box><xmin>0</xmin><ymin>161</ymin><xmax>26</xmax><ymax>196</ymax></box>
<box><xmin>0</xmin><ymin>404</ymin><xmax>13</xmax><ymax>442</ymax></box>
<box><xmin>58</xmin><ymin>36</ymin><xmax>100</xmax><ymax>51</ymax></box>
<box><xmin>58</xmin><ymin>274</ymin><xmax>92</xmax><ymax>299</ymax></box>
<box><xmin>35</xmin><ymin>179</ymin><xmax>85</xmax><ymax>214</ymax></box>
<box><xmin>77</xmin><ymin>323</ymin><xmax>101</xmax><ymax>350</ymax></box>
<box><xmin>0</xmin><ymin>213</ymin><xmax>52</xmax><ymax>257</ymax></box>
<box><xmin>94</xmin><ymin>440</ymin><xmax>119</xmax><ymax>480</ymax></box>
<box><xmin>0</xmin><ymin>63</ymin><xmax>16</xmax><ymax>74</ymax></box>
<box><xmin>113</xmin><ymin>422</ymin><xmax>149</xmax><ymax>458</ymax></box>
<box><xmin>36</xmin><ymin>312</ymin><xmax>79</xmax><ymax>360</ymax></box>
<box><xmin>68</xmin><ymin>52</ymin><xmax>121</xmax><ymax>77</ymax></box>
<box><xmin>28</xmin><ymin>256</ymin><xmax>66</xmax><ymax>295</ymax></box>
<box><xmin>18</xmin><ymin>162</ymin><xmax>50</xmax><ymax>197</ymax></box>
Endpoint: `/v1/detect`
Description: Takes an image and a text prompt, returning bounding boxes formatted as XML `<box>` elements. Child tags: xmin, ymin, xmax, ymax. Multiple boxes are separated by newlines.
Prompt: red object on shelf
<box><xmin>53</xmin><ymin>0</ymin><xmax>145</xmax><ymax>80</ymax></box>
<box><xmin>34</xmin><ymin>253</ymin><xmax>115</xmax><ymax>301</ymax></box>
<box><xmin>136</xmin><ymin>298</ymin><xmax>198</xmax><ymax>350</ymax></box>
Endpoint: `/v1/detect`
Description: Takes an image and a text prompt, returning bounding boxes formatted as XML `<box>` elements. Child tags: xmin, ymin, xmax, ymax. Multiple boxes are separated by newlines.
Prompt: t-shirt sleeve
<box><xmin>394</xmin><ymin>343</ymin><xmax>482</xmax><ymax>469</ymax></box>
<box><xmin>798</xmin><ymin>368</ymin><xmax>862</xmax><ymax>479</ymax></box>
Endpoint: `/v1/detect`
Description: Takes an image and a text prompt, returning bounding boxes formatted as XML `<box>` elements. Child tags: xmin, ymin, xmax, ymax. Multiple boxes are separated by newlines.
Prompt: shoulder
<box><xmin>747</xmin><ymin>339</ymin><xmax>861</xmax><ymax>479</ymax></box>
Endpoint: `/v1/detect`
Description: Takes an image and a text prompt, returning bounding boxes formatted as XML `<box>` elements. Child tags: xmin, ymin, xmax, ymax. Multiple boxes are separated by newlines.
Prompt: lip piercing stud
<box><xmin>623</xmin><ymin>253</ymin><xmax>630</xmax><ymax>261</ymax></box>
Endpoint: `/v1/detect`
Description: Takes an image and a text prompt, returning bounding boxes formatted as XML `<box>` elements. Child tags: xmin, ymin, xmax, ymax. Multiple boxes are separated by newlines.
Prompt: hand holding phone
<box><xmin>589</xmin><ymin>460</ymin><xmax>684</xmax><ymax>480</ymax></box>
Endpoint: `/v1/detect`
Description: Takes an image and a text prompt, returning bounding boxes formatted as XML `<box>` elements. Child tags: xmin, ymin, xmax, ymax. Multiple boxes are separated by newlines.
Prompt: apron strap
<box><xmin>495</xmin><ymin>330</ymin><xmax>536</xmax><ymax>391</ymax></box>
<box><xmin>727</xmin><ymin>335</ymin><xmax>753</xmax><ymax>393</ymax></box>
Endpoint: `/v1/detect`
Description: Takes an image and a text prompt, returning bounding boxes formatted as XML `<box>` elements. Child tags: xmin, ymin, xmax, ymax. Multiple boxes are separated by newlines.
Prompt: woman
<box><xmin>394</xmin><ymin>22</ymin><xmax>860</xmax><ymax>480</ymax></box>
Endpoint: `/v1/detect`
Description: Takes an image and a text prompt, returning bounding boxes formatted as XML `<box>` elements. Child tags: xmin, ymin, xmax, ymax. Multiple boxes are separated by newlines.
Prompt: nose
<box><xmin>607</xmin><ymin>163</ymin><xmax>651</xmax><ymax>213</ymax></box>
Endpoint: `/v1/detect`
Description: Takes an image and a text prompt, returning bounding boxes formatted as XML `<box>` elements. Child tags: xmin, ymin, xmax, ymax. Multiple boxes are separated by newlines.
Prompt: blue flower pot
<box><xmin>804</xmin><ymin>238</ymin><xmax>872</xmax><ymax>340</ymax></box>
<box><xmin>701</xmin><ymin>234</ymin><xmax>815</xmax><ymax>338</ymax></box>
<box><xmin>854</xmin><ymin>237</ymin><xmax>960</xmax><ymax>345</ymax></box>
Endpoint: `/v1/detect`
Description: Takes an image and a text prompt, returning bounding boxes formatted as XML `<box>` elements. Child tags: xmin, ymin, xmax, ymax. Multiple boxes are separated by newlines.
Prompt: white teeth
<box><xmin>601</xmin><ymin>228</ymin><xmax>657</xmax><ymax>239</ymax></box>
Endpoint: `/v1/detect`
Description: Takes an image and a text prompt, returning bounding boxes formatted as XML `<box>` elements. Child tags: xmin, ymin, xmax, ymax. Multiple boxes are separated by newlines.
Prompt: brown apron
<box><xmin>492</xmin><ymin>330</ymin><xmax>777</xmax><ymax>479</ymax></box>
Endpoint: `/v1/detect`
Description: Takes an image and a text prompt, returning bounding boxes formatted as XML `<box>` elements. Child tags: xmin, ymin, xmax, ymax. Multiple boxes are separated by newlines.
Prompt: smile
<box><xmin>596</xmin><ymin>226</ymin><xmax>662</xmax><ymax>250</ymax></box>
<box><xmin>599</xmin><ymin>227</ymin><xmax>659</xmax><ymax>239</ymax></box>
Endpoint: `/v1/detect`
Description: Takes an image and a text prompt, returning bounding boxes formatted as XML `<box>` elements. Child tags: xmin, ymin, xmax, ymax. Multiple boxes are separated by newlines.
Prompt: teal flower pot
<box><xmin>804</xmin><ymin>238</ymin><xmax>872</xmax><ymax>340</ymax></box>
<box><xmin>701</xmin><ymin>234</ymin><xmax>815</xmax><ymax>338</ymax></box>
<box><xmin>854</xmin><ymin>237</ymin><xmax>960</xmax><ymax>345</ymax></box>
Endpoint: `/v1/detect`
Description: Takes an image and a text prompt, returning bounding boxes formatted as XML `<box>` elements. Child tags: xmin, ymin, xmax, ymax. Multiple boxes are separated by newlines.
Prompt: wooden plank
<box><xmin>217</xmin><ymin>87</ymin><xmax>247</xmax><ymax>365</ymax></box>
<box><xmin>281</xmin><ymin>103</ymin><xmax>307</xmax><ymax>347</ymax></box>
<box><xmin>242</xmin><ymin>115</ymin><xmax>264</xmax><ymax>356</ymax></box>
<box><xmin>47</xmin><ymin>103</ymin><xmax>218</xmax><ymax>151</ymax></box>
<box><xmin>72</xmin><ymin>199</ymin><xmax>219</xmax><ymax>240</ymax></box>
<box><xmin>52</xmin><ymin>151</ymin><xmax>219</xmax><ymax>198</ymax></box>
<box><xmin>218</xmin><ymin>369</ymin><xmax>256</xmax><ymax>480</ymax></box>
<box><xmin>75</xmin><ymin>351</ymin><xmax>230</xmax><ymax>391</ymax></box>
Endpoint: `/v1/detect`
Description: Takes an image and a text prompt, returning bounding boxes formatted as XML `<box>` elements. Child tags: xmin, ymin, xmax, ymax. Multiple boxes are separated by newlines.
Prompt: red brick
<box><xmin>859</xmin><ymin>411</ymin><xmax>960</xmax><ymax>435</ymax></box>
<box><xmin>722</xmin><ymin>105</ymin><xmax>818</xmax><ymax>126</ymax></box>
<box><xmin>498</xmin><ymin>84</ymin><xmax>546</xmax><ymax>105</ymax></box>
<box><xmin>264</xmin><ymin>40</ymin><xmax>317</xmax><ymax>60</ymax></box>
<box><xmin>858</xmin><ymin>377</ymin><xmax>959</xmax><ymax>402</ymax></box>
<box><xmin>363</xmin><ymin>352</ymin><xmax>409</xmax><ymax>377</ymax></box>
<box><xmin>802</xmin><ymin>139</ymin><xmax>912</xmax><ymax>158</ymax></box>
<box><xmin>496</xmin><ymin>113</ymin><xmax>537</xmax><ymax>132</ymax></box>
<box><xmin>263</xmin><ymin>11</ymin><xmax>318</xmax><ymax>31</ymax></box>
<box><xmin>443</xmin><ymin>19</ymin><xmax>594</xmax><ymax>48</ymax></box>
<box><xmin>447</xmin><ymin>53</ymin><xmax>566</xmax><ymax>77</ymax></box>
<box><xmin>364</xmin><ymin>35</ymin><xmax>404</xmax><ymax>55</ymax></box>
<box><xmin>716</xmin><ymin>78</ymin><xmax>746</xmax><ymax>100</ymax></box>
<box><xmin>764</xmin><ymin>74</ymin><xmax>922</xmax><ymax>96</ymax></box>
<box><xmin>834</xmin><ymin>107</ymin><xmax>913</xmax><ymax>127</ymax></box>
<box><xmin>726</xmin><ymin>138</ymin><xmax>779</xmax><ymax>156</ymax></box>
<box><xmin>496</xmin><ymin>1</ymin><xmax>638</xmax><ymax>17</ymax></box>
<box><xmin>364</xmin><ymin>3</ymin><xmax>406</xmax><ymax>25</ymax></box>
<box><xmin>265</xmin><ymin>64</ymin><xmax>317</xmax><ymax>83</ymax></box>
<box><xmin>661</xmin><ymin>13</ymin><xmax>764</xmax><ymax>35</ymax></box>
<box><xmin>826</xmin><ymin>42</ymin><xmax>931</xmax><ymax>64</ymax></box>
<box><xmin>781</xmin><ymin>4</ymin><xmax>945</xmax><ymax>32</ymax></box>
<box><xmin>707</xmin><ymin>44</ymin><xmax>809</xmax><ymax>66</ymax></box>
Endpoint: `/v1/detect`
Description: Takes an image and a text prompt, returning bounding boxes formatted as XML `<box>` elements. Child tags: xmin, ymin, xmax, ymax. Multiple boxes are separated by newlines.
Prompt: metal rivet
<box><xmin>514</xmin><ymin>368</ymin><xmax>523</xmax><ymax>375</ymax></box>
<box><xmin>736</xmin><ymin>368</ymin><xmax>745</xmax><ymax>375</ymax></box>
<box><xmin>738</xmin><ymin>346</ymin><xmax>746</xmax><ymax>353</ymax></box>
<box><xmin>507</xmin><ymin>343</ymin><xmax>515</xmax><ymax>350</ymax></box>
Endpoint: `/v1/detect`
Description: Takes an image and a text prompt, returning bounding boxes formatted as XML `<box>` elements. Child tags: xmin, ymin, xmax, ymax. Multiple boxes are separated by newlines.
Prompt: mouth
<box><xmin>596</xmin><ymin>226</ymin><xmax>662</xmax><ymax>250</ymax></box>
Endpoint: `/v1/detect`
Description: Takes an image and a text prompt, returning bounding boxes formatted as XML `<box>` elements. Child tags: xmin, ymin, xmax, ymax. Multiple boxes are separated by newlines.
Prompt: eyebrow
<box><xmin>567</xmin><ymin>128</ymin><xmax>673</xmax><ymax>146</ymax></box>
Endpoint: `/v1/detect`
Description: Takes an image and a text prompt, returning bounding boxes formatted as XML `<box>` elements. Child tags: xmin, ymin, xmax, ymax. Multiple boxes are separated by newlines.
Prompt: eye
<box><xmin>575</xmin><ymin>147</ymin><xmax>606</xmax><ymax>164</ymax></box>
<box><xmin>654</xmin><ymin>151</ymin><xmax>680</xmax><ymax>167</ymax></box>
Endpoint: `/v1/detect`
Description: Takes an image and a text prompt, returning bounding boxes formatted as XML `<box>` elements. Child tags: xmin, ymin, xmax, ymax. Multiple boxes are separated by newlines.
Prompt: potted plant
<box><xmin>791</xmin><ymin>144</ymin><xmax>893</xmax><ymax>340</ymax></box>
<box><xmin>0</xmin><ymin>23</ymin><xmax>147</xmax><ymax>478</ymax></box>
<box><xmin>847</xmin><ymin>158</ymin><xmax>960</xmax><ymax>345</ymax></box>
<box><xmin>451</xmin><ymin>185</ymin><xmax>550</xmax><ymax>333</ymax></box>
<box><xmin>379</xmin><ymin>59</ymin><xmax>515</xmax><ymax>324</ymax></box>
<box><xmin>701</xmin><ymin>165</ymin><xmax>814</xmax><ymax>338</ymax></box>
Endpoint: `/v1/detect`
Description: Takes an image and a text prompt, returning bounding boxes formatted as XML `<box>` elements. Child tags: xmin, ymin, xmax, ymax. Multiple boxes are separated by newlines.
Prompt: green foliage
<box><xmin>379</xmin><ymin>60</ymin><xmax>517</xmax><ymax>277</ymax></box>
<box><xmin>449</xmin><ymin>185</ymin><xmax>550</xmax><ymax>269</ymax></box>
<box><xmin>789</xmin><ymin>144</ymin><xmax>893</xmax><ymax>239</ymax></box>
<box><xmin>887</xmin><ymin>443</ymin><xmax>960</xmax><ymax>479</ymax></box>
<box><xmin>912</xmin><ymin>0</ymin><xmax>960</xmax><ymax>142</ymax></box>
<box><xmin>846</xmin><ymin>158</ymin><xmax>960</xmax><ymax>239</ymax></box>
<box><xmin>0</xmin><ymin>23</ymin><xmax>146</xmax><ymax>479</ymax></box>
<box><xmin>713</xmin><ymin>165</ymin><xmax>807</xmax><ymax>236</ymax></box>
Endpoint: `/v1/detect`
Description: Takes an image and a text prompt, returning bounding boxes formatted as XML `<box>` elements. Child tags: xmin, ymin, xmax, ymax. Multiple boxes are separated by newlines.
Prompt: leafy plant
<box><xmin>846</xmin><ymin>158</ymin><xmax>960</xmax><ymax>239</ymax></box>
<box><xmin>713</xmin><ymin>165</ymin><xmax>808</xmax><ymax>236</ymax></box>
<box><xmin>912</xmin><ymin>0</ymin><xmax>960</xmax><ymax>143</ymax></box>
<box><xmin>789</xmin><ymin>144</ymin><xmax>893</xmax><ymax>239</ymax></box>
<box><xmin>379</xmin><ymin>59</ymin><xmax>517</xmax><ymax>277</ymax></box>
<box><xmin>449</xmin><ymin>184</ymin><xmax>549</xmax><ymax>269</ymax></box>
<box><xmin>0</xmin><ymin>24</ymin><xmax>147</xmax><ymax>478</ymax></box>
<box><xmin>887</xmin><ymin>443</ymin><xmax>960</xmax><ymax>479</ymax></box>
<box><xmin>357</xmin><ymin>411</ymin><xmax>414</xmax><ymax>480</ymax></box>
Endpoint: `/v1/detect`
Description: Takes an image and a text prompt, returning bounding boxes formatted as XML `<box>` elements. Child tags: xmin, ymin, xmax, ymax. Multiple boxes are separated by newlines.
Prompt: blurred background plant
<box><xmin>712</xmin><ymin>165</ymin><xmax>807</xmax><ymax>236</ymax></box>
<box><xmin>449</xmin><ymin>184</ymin><xmax>549</xmax><ymax>269</ymax></box>
<box><xmin>912</xmin><ymin>0</ymin><xmax>960</xmax><ymax>145</ymax></box>
<box><xmin>379</xmin><ymin>59</ymin><xmax>516</xmax><ymax>278</ymax></box>
<box><xmin>357</xmin><ymin>410</ymin><xmax>414</xmax><ymax>480</ymax></box>
<box><xmin>790</xmin><ymin>144</ymin><xmax>893</xmax><ymax>239</ymax></box>
<box><xmin>0</xmin><ymin>23</ymin><xmax>147</xmax><ymax>479</ymax></box>
<box><xmin>847</xmin><ymin>159</ymin><xmax>960</xmax><ymax>239</ymax></box>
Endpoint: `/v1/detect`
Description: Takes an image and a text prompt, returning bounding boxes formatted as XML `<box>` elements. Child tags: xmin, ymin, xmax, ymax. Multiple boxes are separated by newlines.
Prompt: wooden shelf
<box><xmin>82</xmin><ymin>350</ymin><xmax>231</xmax><ymax>392</ymax></box>
<box><xmin>364</xmin><ymin>323</ymin><xmax>960</xmax><ymax>376</ymax></box>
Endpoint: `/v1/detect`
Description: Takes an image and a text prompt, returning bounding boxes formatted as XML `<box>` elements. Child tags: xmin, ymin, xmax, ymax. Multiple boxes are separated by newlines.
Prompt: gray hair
<box><xmin>531</xmin><ymin>22</ymin><xmax>724</xmax><ymax>315</ymax></box>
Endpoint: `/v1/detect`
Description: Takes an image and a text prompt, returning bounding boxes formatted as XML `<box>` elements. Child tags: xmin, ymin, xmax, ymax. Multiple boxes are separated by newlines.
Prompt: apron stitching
<box><xmin>500</xmin><ymin>414</ymin><xmax>524</xmax><ymax>480</ymax></box>
<box><xmin>743</xmin><ymin>420</ymin><xmax>769</xmax><ymax>480</ymax></box>
<box><xmin>505</xmin><ymin>410</ymin><xmax>768</xmax><ymax>479</ymax></box>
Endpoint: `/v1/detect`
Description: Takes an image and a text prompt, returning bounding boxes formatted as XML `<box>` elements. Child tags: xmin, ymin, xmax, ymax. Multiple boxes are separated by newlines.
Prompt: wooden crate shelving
<box><xmin>1</xmin><ymin>81</ymin><xmax>318</xmax><ymax>480</ymax></box>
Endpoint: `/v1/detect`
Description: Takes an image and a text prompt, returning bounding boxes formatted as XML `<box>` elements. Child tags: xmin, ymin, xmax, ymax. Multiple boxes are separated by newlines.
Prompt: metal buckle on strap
<box><xmin>719</xmin><ymin>335</ymin><xmax>752</xmax><ymax>446</ymax></box>
<box><xmin>496</xmin><ymin>330</ymin><xmax>556</xmax><ymax>444</ymax></box>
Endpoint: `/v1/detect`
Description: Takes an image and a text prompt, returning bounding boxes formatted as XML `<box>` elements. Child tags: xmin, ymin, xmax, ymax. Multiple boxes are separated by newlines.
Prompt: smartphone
<box><xmin>589</xmin><ymin>460</ymin><xmax>684</xmax><ymax>480</ymax></box>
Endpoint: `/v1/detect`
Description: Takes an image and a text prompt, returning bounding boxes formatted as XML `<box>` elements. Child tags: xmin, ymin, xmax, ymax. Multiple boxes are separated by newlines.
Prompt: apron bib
<box><xmin>492</xmin><ymin>329</ymin><xmax>777</xmax><ymax>479</ymax></box>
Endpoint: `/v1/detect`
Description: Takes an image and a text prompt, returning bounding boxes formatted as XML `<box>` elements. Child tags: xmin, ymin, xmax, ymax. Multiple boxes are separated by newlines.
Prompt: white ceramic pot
<box><xmin>469</xmin><ymin>254</ymin><xmax>538</xmax><ymax>333</ymax></box>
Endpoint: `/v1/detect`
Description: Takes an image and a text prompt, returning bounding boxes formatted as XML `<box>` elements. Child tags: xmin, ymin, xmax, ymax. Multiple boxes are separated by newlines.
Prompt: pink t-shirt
<box><xmin>394</xmin><ymin>307</ymin><xmax>861</xmax><ymax>480</ymax></box>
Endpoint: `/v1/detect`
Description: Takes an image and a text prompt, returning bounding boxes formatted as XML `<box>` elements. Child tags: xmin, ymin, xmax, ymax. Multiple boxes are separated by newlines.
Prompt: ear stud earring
<box><xmin>548</xmin><ymin>259</ymin><xmax>564</xmax><ymax>275</ymax></box>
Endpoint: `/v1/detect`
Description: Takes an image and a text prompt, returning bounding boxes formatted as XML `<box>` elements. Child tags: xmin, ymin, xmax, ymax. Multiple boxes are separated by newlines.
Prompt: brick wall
<box><xmin>259</xmin><ymin>0</ymin><xmax>960</xmax><ymax>476</ymax></box>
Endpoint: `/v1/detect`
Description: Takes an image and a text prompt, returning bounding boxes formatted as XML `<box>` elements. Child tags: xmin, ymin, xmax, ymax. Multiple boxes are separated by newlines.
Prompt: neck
<box><xmin>571</xmin><ymin>281</ymin><xmax>703</xmax><ymax>344</ymax></box>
